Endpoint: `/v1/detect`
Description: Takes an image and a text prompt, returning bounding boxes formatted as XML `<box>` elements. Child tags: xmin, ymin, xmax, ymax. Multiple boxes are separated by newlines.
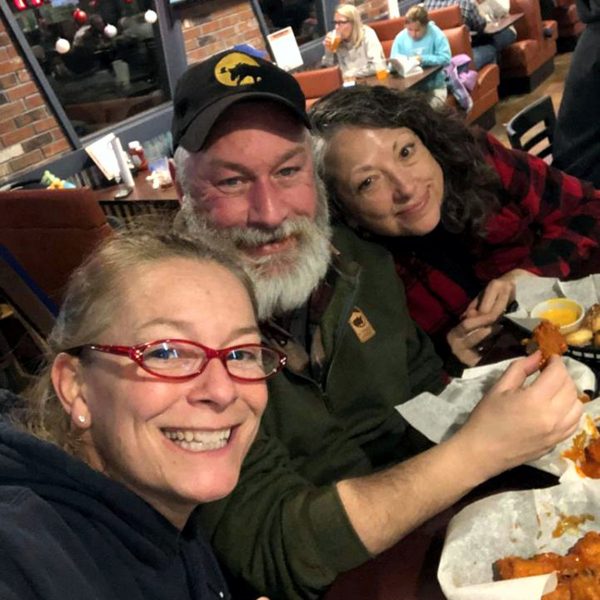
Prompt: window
<box><xmin>8</xmin><ymin>0</ymin><xmax>170</xmax><ymax>137</ymax></box>
<box><xmin>252</xmin><ymin>0</ymin><xmax>338</xmax><ymax>65</ymax></box>
<box><xmin>258</xmin><ymin>1</ymin><xmax>320</xmax><ymax>46</ymax></box>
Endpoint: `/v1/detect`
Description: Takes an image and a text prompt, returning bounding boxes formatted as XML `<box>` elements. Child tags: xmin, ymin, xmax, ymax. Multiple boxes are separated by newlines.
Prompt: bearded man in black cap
<box><xmin>168</xmin><ymin>50</ymin><xmax>581</xmax><ymax>600</ymax></box>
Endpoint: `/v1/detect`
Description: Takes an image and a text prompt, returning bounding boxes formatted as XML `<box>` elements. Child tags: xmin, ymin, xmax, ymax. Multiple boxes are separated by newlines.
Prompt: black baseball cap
<box><xmin>172</xmin><ymin>50</ymin><xmax>310</xmax><ymax>152</ymax></box>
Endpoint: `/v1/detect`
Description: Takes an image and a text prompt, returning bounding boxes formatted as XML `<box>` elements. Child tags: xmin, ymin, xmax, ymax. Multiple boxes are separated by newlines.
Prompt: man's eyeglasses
<box><xmin>333</xmin><ymin>20</ymin><xmax>350</xmax><ymax>25</ymax></box>
<box><xmin>66</xmin><ymin>339</ymin><xmax>287</xmax><ymax>382</ymax></box>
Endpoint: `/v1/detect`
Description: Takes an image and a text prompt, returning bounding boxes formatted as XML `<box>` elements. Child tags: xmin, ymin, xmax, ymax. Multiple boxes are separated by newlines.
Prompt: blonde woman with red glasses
<box><xmin>0</xmin><ymin>227</ymin><xmax>283</xmax><ymax>600</ymax></box>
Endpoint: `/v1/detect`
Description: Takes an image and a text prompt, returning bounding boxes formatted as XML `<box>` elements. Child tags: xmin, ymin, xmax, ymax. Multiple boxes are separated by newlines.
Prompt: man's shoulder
<box><xmin>331</xmin><ymin>223</ymin><xmax>394</xmax><ymax>266</ymax></box>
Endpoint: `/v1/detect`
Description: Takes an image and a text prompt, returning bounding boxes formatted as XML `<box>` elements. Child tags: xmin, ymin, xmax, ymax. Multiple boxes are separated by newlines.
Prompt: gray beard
<box><xmin>178</xmin><ymin>192</ymin><xmax>332</xmax><ymax>321</ymax></box>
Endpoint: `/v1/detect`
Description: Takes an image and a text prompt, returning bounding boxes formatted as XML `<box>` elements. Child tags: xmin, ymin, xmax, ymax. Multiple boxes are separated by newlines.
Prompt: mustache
<box><xmin>222</xmin><ymin>217</ymin><xmax>315</xmax><ymax>246</ymax></box>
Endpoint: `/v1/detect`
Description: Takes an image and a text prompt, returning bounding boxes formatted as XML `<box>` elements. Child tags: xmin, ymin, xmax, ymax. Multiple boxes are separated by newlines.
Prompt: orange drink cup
<box><xmin>375</xmin><ymin>65</ymin><xmax>388</xmax><ymax>80</ymax></box>
<box><xmin>327</xmin><ymin>32</ymin><xmax>342</xmax><ymax>52</ymax></box>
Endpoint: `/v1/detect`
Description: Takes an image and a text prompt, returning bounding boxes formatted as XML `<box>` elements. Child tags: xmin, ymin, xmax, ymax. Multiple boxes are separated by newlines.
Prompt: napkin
<box><xmin>396</xmin><ymin>357</ymin><xmax>597</xmax><ymax>476</ymax></box>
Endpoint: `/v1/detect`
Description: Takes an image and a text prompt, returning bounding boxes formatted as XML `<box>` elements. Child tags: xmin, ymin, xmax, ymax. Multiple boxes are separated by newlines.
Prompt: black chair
<box><xmin>506</xmin><ymin>95</ymin><xmax>556</xmax><ymax>161</ymax></box>
<box><xmin>98</xmin><ymin>199</ymin><xmax>178</xmax><ymax>230</ymax></box>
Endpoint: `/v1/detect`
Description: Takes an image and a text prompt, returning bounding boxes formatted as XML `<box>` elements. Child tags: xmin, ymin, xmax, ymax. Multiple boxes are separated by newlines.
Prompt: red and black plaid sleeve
<box><xmin>476</xmin><ymin>133</ymin><xmax>600</xmax><ymax>282</ymax></box>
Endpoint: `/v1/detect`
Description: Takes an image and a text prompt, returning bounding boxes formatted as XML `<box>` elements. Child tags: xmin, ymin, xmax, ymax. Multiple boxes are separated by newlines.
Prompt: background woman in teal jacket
<box><xmin>390</xmin><ymin>5</ymin><xmax>451</xmax><ymax>105</ymax></box>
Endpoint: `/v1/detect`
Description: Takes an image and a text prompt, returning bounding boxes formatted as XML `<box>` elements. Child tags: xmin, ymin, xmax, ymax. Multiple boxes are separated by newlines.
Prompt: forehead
<box><xmin>111</xmin><ymin>258</ymin><xmax>254</xmax><ymax>330</ymax></box>
<box><xmin>205</xmin><ymin>101</ymin><xmax>309</xmax><ymax>149</ymax></box>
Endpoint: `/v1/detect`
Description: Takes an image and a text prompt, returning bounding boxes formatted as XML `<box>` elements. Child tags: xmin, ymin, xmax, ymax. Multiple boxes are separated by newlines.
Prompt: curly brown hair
<box><xmin>309</xmin><ymin>86</ymin><xmax>501</xmax><ymax>236</ymax></box>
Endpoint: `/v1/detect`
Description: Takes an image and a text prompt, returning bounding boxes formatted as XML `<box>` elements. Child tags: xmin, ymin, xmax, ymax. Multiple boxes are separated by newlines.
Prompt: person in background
<box><xmin>390</xmin><ymin>4</ymin><xmax>452</xmax><ymax>105</ymax></box>
<box><xmin>424</xmin><ymin>0</ymin><xmax>516</xmax><ymax>68</ymax></box>
<box><xmin>310</xmin><ymin>85</ymin><xmax>600</xmax><ymax>368</ymax></box>
<box><xmin>321</xmin><ymin>3</ymin><xmax>386</xmax><ymax>78</ymax></box>
<box><xmin>552</xmin><ymin>0</ymin><xmax>600</xmax><ymax>188</ymax></box>
<box><xmin>0</xmin><ymin>227</ymin><xmax>281</xmax><ymax>600</ymax></box>
<box><xmin>168</xmin><ymin>50</ymin><xmax>582</xmax><ymax>600</ymax></box>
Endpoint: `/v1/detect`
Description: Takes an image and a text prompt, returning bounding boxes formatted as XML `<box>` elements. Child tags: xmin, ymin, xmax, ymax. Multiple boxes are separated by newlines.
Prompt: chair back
<box><xmin>428</xmin><ymin>5</ymin><xmax>463</xmax><ymax>29</ymax></box>
<box><xmin>370</xmin><ymin>17</ymin><xmax>406</xmax><ymax>42</ymax></box>
<box><xmin>444</xmin><ymin>24</ymin><xmax>475</xmax><ymax>61</ymax></box>
<box><xmin>293</xmin><ymin>66</ymin><xmax>343</xmax><ymax>108</ymax></box>
<box><xmin>506</xmin><ymin>95</ymin><xmax>556</xmax><ymax>160</ymax></box>
<box><xmin>0</xmin><ymin>188</ymin><xmax>113</xmax><ymax>306</ymax></box>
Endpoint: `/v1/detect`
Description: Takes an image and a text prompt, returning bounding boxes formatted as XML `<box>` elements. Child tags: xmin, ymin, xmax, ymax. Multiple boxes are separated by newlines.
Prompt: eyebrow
<box><xmin>209</xmin><ymin>146</ymin><xmax>308</xmax><ymax>175</ymax></box>
<box><xmin>136</xmin><ymin>320</ymin><xmax>261</xmax><ymax>344</ymax></box>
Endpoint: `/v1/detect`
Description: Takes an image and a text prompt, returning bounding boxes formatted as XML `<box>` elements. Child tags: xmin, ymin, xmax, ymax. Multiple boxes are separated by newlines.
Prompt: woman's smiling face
<box><xmin>55</xmin><ymin>258</ymin><xmax>267</xmax><ymax>528</ymax></box>
<box><xmin>324</xmin><ymin>126</ymin><xmax>445</xmax><ymax>237</ymax></box>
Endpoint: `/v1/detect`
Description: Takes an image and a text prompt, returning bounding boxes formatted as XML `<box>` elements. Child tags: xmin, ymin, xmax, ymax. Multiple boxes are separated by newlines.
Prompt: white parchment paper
<box><xmin>396</xmin><ymin>357</ymin><xmax>597</xmax><ymax>476</ymax></box>
<box><xmin>438</xmin><ymin>480</ymin><xmax>600</xmax><ymax>600</ymax></box>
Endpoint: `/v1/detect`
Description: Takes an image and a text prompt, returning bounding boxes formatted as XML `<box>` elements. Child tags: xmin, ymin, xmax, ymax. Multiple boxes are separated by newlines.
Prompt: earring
<box><xmin>77</xmin><ymin>414</ymin><xmax>86</xmax><ymax>424</ymax></box>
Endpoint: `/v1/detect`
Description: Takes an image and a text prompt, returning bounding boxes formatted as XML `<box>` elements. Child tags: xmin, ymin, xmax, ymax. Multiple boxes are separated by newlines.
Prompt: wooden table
<box><xmin>357</xmin><ymin>66</ymin><xmax>442</xmax><ymax>93</ymax></box>
<box><xmin>88</xmin><ymin>171</ymin><xmax>178</xmax><ymax>202</ymax></box>
<box><xmin>472</xmin><ymin>12</ymin><xmax>524</xmax><ymax>36</ymax></box>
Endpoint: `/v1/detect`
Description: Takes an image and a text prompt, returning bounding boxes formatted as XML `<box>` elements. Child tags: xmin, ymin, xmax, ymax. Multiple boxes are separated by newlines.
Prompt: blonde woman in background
<box><xmin>322</xmin><ymin>4</ymin><xmax>386</xmax><ymax>78</ymax></box>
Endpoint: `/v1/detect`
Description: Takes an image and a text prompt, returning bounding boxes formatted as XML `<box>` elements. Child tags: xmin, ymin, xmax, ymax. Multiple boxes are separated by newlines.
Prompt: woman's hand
<box><xmin>447</xmin><ymin>269</ymin><xmax>535</xmax><ymax>366</ymax></box>
<box><xmin>456</xmin><ymin>353</ymin><xmax>582</xmax><ymax>478</ymax></box>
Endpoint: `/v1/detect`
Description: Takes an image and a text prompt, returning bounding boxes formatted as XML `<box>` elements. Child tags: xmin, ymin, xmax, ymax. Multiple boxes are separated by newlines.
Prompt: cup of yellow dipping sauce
<box><xmin>531</xmin><ymin>298</ymin><xmax>584</xmax><ymax>333</ymax></box>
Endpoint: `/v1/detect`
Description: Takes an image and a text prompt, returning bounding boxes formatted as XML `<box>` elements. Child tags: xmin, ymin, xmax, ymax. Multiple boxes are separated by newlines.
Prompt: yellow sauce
<box><xmin>539</xmin><ymin>307</ymin><xmax>579</xmax><ymax>327</ymax></box>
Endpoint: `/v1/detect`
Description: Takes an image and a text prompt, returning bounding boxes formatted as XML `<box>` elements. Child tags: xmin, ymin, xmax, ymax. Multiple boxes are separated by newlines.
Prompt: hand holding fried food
<box><xmin>494</xmin><ymin>531</ymin><xmax>600</xmax><ymax>600</ymax></box>
<box><xmin>458</xmin><ymin>353</ymin><xmax>582</xmax><ymax>476</ymax></box>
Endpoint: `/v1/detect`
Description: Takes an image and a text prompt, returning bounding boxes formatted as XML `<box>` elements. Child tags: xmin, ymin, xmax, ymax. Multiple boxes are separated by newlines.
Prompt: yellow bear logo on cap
<box><xmin>215</xmin><ymin>52</ymin><xmax>263</xmax><ymax>87</ymax></box>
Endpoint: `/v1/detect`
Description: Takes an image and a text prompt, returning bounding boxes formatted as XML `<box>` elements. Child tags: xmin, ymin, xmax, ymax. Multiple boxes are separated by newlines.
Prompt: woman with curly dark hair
<box><xmin>310</xmin><ymin>86</ymin><xmax>600</xmax><ymax>366</ymax></box>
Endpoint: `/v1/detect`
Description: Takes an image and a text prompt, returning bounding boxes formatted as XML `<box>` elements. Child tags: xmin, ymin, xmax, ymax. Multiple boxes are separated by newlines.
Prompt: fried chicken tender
<box><xmin>494</xmin><ymin>532</ymin><xmax>600</xmax><ymax>600</ymax></box>
<box><xmin>532</xmin><ymin>320</ymin><xmax>568</xmax><ymax>368</ymax></box>
<box><xmin>583</xmin><ymin>304</ymin><xmax>600</xmax><ymax>333</ymax></box>
<box><xmin>494</xmin><ymin>552</ymin><xmax>563</xmax><ymax>579</ymax></box>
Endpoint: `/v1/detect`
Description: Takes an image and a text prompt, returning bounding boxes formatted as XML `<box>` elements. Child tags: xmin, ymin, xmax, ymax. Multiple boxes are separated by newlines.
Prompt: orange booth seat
<box><xmin>293</xmin><ymin>66</ymin><xmax>344</xmax><ymax>109</ymax></box>
<box><xmin>499</xmin><ymin>0</ymin><xmax>558</xmax><ymax>94</ymax></box>
<box><xmin>444</xmin><ymin>25</ymin><xmax>500</xmax><ymax>127</ymax></box>
<box><xmin>0</xmin><ymin>188</ymin><xmax>112</xmax><ymax>307</ymax></box>
<box><xmin>370</xmin><ymin>16</ymin><xmax>406</xmax><ymax>56</ymax></box>
<box><xmin>428</xmin><ymin>5</ymin><xmax>463</xmax><ymax>29</ymax></box>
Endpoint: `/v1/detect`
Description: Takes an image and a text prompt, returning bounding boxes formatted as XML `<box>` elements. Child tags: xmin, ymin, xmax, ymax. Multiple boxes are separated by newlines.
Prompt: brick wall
<box><xmin>180</xmin><ymin>0</ymin><xmax>266</xmax><ymax>64</ymax></box>
<box><xmin>0</xmin><ymin>18</ymin><xmax>71</xmax><ymax>182</ymax></box>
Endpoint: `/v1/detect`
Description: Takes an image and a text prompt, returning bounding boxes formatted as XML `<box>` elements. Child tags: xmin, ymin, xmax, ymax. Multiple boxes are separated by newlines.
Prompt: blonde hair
<box><xmin>335</xmin><ymin>4</ymin><xmax>365</xmax><ymax>48</ymax></box>
<box><xmin>18</xmin><ymin>223</ymin><xmax>256</xmax><ymax>456</ymax></box>
<box><xmin>406</xmin><ymin>5</ymin><xmax>429</xmax><ymax>25</ymax></box>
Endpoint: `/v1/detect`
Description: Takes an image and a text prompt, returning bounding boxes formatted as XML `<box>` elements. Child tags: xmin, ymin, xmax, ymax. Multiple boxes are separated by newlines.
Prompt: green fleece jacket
<box><xmin>196</xmin><ymin>225</ymin><xmax>444</xmax><ymax>600</ymax></box>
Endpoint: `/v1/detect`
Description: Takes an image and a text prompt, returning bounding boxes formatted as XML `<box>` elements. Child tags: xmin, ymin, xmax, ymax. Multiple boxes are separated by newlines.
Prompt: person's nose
<box><xmin>248</xmin><ymin>178</ymin><xmax>290</xmax><ymax>228</ymax></box>
<box><xmin>388</xmin><ymin>171</ymin><xmax>416</xmax><ymax>204</ymax></box>
<box><xmin>186</xmin><ymin>357</ymin><xmax>237</xmax><ymax>410</ymax></box>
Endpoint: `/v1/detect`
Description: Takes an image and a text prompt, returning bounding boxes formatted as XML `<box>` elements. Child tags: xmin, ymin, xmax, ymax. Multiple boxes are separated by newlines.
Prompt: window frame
<box><xmin>1</xmin><ymin>0</ymin><xmax>186</xmax><ymax>152</ymax></box>
<box><xmin>250</xmin><ymin>0</ymin><xmax>339</xmax><ymax>67</ymax></box>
